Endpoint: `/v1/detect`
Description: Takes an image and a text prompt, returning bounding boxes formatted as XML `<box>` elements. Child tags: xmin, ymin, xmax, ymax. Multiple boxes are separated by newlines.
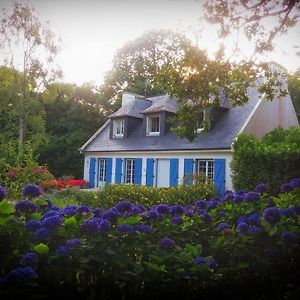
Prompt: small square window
<box><xmin>113</xmin><ymin>119</ymin><xmax>124</xmax><ymax>138</ymax></box>
<box><xmin>147</xmin><ymin>115</ymin><xmax>160</xmax><ymax>136</ymax></box>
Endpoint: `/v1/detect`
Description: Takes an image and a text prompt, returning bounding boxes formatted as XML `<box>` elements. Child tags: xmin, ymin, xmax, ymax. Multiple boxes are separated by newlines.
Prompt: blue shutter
<box><xmin>169</xmin><ymin>158</ymin><xmax>179</xmax><ymax>187</ymax></box>
<box><xmin>184</xmin><ymin>159</ymin><xmax>194</xmax><ymax>185</ymax></box>
<box><xmin>105</xmin><ymin>158</ymin><xmax>112</xmax><ymax>184</ymax></box>
<box><xmin>89</xmin><ymin>157</ymin><xmax>96</xmax><ymax>188</ymax></box>
<box><xmin>146</xmin><ymin>158</ymin><xmax>155</xmax><ymax>186</ymax></box>
<box><xmin>214</xmin><ymin>159</ymin><xmax>226</xmax><ymax>195</ymax></box>
<box><xmin>115</xmin><ymin>158</ymin><xmax>123</xmax><ymax>184</ymax></box>
<box><xmin>134</xmin><ymin>158</ymin><xmax>142</xmax><ymax>185</ymax></box>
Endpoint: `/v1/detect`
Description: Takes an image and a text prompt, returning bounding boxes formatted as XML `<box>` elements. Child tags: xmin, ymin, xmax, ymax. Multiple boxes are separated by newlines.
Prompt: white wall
<box><xmin>84</xmin><ymin>150</ymin><xmax>234</xmax><ymax>191</ymax></box>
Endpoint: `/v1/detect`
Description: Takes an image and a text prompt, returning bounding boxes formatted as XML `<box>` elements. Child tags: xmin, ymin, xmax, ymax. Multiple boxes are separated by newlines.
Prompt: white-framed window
<box><xmin>125</xmin><ymin>159</ymin><xmax>135</xmax><ymax>184</ymax></box>
<box><xmin>113</xmin><ymin>119</ymin><xmax>124</xmax><ymax>138</ymax></box>
<box><xmin>195</xmin><ymin>159</ymin><xmax>214</xmax><ymax>182</ymax></box>
<box><xmin>97</xmin><ymin>158</ymin><xmax>106</xmax><ymax>185</ymax></box>
<box><xmin>147</xmin><ymin>115</ymin><xmax>160</xmax><ymax>136</ymax></box>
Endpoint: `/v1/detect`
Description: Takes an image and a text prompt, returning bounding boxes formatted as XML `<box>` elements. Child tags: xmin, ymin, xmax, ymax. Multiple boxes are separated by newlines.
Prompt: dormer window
<box><xmin>113</xmin><ymin>119</ymin><xmax>124</xmax><ymax>138</ymax></box>
<box><xmin>147</xmin><ymin>115</ymin><xmax>160</xmax><ymax>136</ymax></box>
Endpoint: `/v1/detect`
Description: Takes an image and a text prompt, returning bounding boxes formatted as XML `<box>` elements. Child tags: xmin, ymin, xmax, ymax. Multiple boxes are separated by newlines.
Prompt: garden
<box><xmin>0</xmin><ymin>179</ymin><xmax>299</xmax><ymax>300</ymax></box>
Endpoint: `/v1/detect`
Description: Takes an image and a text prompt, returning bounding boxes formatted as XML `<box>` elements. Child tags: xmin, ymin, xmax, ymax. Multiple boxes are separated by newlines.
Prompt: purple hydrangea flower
<box><xmin>22</xmin><ymin>184</ymin><xmax>42</xmax><ymax>197</ymax></box>
<box><xmin>193</xmin><ymin>256</ymin><xmax>206</xmax><ymax>265</ymax></box>
<box><xmin>279</xmin><ymin>207</ymin><xmax>294</xmax><ymax>217</ymax></box>
<box><xmin>237</xmin><ymin>222</ymin><xmax>249</xmax><ymax>233</ymax></box>
<box><xmin>148</xmin><ymin>209</ymin><xmax>162</xmax><ymax>220</ymax></box>
<box><xmin>207</xmin><ymin>258</ymin><xmax>217</xmax><ymax>268</ymax></box>
<box><xmin>156</xmin><ymin>204</ymin><xmax>170</xmax><ymax>214</ymax></box>
<box><xmin>136</xmin><ymin>205</ymin><xmax>146</xmax><ymax>212</ymax></box>
<box><xmin>201</xmin><ymin>212</ymin><xmax>212</xmax><ymax>223</ymax></box>
<box><xmin>170</xmin><ymin>205</ymin><xmax>184</xmax><ymax>216</ymax></box>
<box><xmin>206</xmin><ymin>201</ymin><xmax>217</xmax><ymax>209</ymax></box>
<box><xmin>281</xmin><ymin>231</ymin><xmax>297</xmax><ymax>246</ymax></box>
<box><xmin>15</xmin><ymin>200</ymin><xmax>38</xmax><ymax>214</ymax></box>
<box><xmin>263</xmin><ymin>207</ymin><xmax>280</xmax><ymax>224</ymax></box>
<box><xmin>0</xmin><ymin>186</ymin><xmax>7</xmax><ymax>201</ymax></box>
<box><xmin>77</xmin><ymin>205</ymin><xmax>90</xmax><ymax>215</ymax></box>
<box><xmin>20</xmin><ymin>252</ymin><xmax>39</xmax><ymax>266</ymax></box>
<box><xmin>34</xmin><ymin>228</ymin><xmax>50</xmax><ymax>242</ymax></box>
<box><xmin>234</xmin><ymin>194</ymin><xmax>244</xmax><ymax>203</ymax></box>
<box><xmin>291</xmin><ymin>205</ymin><xmax>300</xmax><ymax>215</ymax></box>
<box><xmin>248</xmin><ymin>226</ymin><xmax>262</xmax><ymax>234</ymax></box>
<box><xmin>216</xmin><ymin>223</ymin><xmax>230</xmax><ymax>231</ymax></box>
<box><xmin>6</xmin><ymin>267</ymin><xmax>38</xmax><ymax>282</ymax></box>
<box><xmin>41</xmin><ymin>215</ymin><xmax>63</xmax><ymax>230</ymax></box>
<box><xmin>194</xmin><ymin>200</ymin><xmax>206</xmax><ymax>209</ymax></box>
<box><xmin>134</xmin><ymin>224</ymin><xmax>152</xmax><ymax>233</ymax></box>
<box><xmin>290</xmin><ymin>178</ymin><xmax>300</xmax><ymax>189</ymax></box>
<box><xmin>93</xmin><ymin>208</ymin><xmax>102</xmax><ymax>217</ymax></box>
<box><xmin>224</xmin><ymin>192</ymin><xmax>234</xmax><ymax>201</ymax></box>
<box><xmin>159</xmin><ymin>237</ymin><xmax>175</xmax><ymax>250</ymax></box>
<box><xmin>99</xmin><ymin>219</ymin><xmax>111</xmax><ymax>232</ymax></box>
<box><xmin>115</xmin><ymin>201</ymin><xmax>133</xmax><ymax>214</ymax></box>
<box><xmin>117</xmin><ymin>224</ymin><xmax>132</xmax><ymax>233</ymax></box>
<box><xmin>237</xmin><ymin>216</ymin><xmax>248</xmax><ymax>225</ymax></box>
<box><xmin>56</xmin><ymin>246</ymin><xmax>71</xmax><ymax>256</ymax></box>
<box><xmin>280</xmin><ymin>183</ymin><xmax>294</xmax><ymax>193</ymax></box>
<box><xmin>66</xmin><ymin>239</ymin><xmax>81</xmax><ymax>247</ymax></box>
<box><xmin>244</xmin><ymin>192</ymin><xmax>260</xmax><ymax>202</ymax></box>
<box><xmin>25</xmin><ymin>220</ymin><xmax>41</xmax><ymax>232</ymax></box>
<box><xmin>247</xmin><ymin>212</ymin><xmax>260</xmax><ymax>224</ymax></box>
<box><xmin>60</xmin><ymin>205</ymin><xmax>78</xmax><ymax>216</ymax></box>
<box><xmin>41</xmin><ymin>210</ymin><xmax>58</xmax><ymax>221</ymax></box>
<box><xmin>255</xmin><ymin>183</ymin><xmax>267</xmax><ymax>193</ymax></box>
<box><xmin>102</xmin><ymin>209</ymin><xmax>118</xmax><ymax>221</ymax></box>
<box><xmin>171</xmin><ymin>216</ymin><xmax>183</xmax><ymax>224</ymax></box>
<box><xmin>131</xmin><ymin>206</ymin><xmax>143</xmax><ymax>215</ymax></box>
<box><xmin>80</xmin><ymin>218</ymin><xmax>100</xmax><ymax>234</ymax></box>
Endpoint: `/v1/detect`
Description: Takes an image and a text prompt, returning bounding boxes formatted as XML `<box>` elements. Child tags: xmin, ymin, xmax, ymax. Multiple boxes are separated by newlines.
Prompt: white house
<box><xmin>80</xmin><ymin>84</ymin><xmax>299</xmax><ymax>195</ymax></box>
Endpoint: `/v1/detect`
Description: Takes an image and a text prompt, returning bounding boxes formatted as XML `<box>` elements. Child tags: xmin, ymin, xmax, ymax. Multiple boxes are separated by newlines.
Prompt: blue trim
<box><xmin>134</xmin><ymin>158</ymin><xmax>142</xmax><ymax>185</ymax></box>
<box><xmin>105</xmin><ymin>158</ymin><xmax>112</xmax><ymax>184</ymax></box>
<box><xmin>89</xmin><ymin>157</ymin><xmax>96</xmax><ymax>188</ymax></box>
<box><xmin>169</xmin><ymin>158</ymin><xmax>179</xmax><ymax>187</ymax></box>
<box><xmin>184</xmin><ymin>159</ymin><xmax>194</xmax><ymax>185</ymax></box>
<box><xmin>146</xmin><ymin>158</ymin><xmax>154</xmax><ymax>186</ymax></box>
<box><xmin>214</xmin><ymin>159</ymin><xmax>226</xmax><ymax>195</ymax></box>
<box><xmin>115</xmin><ymin>158</ymin><xmax>123</xmax><ymax>184</ymax></box>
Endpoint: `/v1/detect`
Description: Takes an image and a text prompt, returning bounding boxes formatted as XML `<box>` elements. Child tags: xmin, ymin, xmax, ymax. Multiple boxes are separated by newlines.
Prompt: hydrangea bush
<box><xmin>0</xmin><ymin>179</ymin><xmax>299</xmax><ymax>299</ymax></box>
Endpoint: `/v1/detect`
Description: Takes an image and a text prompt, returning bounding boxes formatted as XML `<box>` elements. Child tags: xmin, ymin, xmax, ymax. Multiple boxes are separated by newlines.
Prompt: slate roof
<box><xmin>142</xmin><ymin>95</ymin><xmax>178</xmax><ymax>114</ymax></box>
<box><xmin>81</xmin><ymin>88</ymin><xmax>260</xmax><ymax>152</ymax></box>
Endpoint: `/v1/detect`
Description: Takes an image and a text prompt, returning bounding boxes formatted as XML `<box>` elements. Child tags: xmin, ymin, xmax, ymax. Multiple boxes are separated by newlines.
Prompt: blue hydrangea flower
<box><xmin>117</xmin><ymin>224</ymin><xmax>132</xmax><ymax>233</ymax></box>
<box><xmin>115</xmin><ymin>201</ymin><xmax>133</xmax><ymax>214</ymax></box>
<box><xmin>170</xmin><ymin>205</ymin><xmax>184</xmax><ymax>216</ymax></box>
<box><xmin>206</xmin><ymin>201</ymin><xmax>217</xmax><ymax>209</ymax></box>
<box><xmin>156</xmin><ymin>204</ymin><xmax>170</xmax><ymax>214</ymax></box>
<box><xmin>279</xmin><ymin>207</ymin><xmax>294</xmax><ymax>217</ymax></box>
<box><xmin>171</xmin><ymin>216</ymin><xmax>183</xmax><ymax>224</ymax></box>
<box><xmin>207</xmin><ymin>258</ymin><xmax>217</xmax><ymax>268</ymax></box>
<box><xmin>224</xmin><ymin>192</ymin><xmax>234</xmax><ymax>201</ymax></box>
<box><xmin>15</xmin><ymin>200</ymin><xmax>38</xmax><ymax>214</ymax></box>
<box><xmin>281</xmin><ymin>231</ymin><xmax>297</xmax><ymax>246</ymax></box>
<box><xmin>99</xmin><ymin>219</ymin><xmax>111</xmax><ymax>232</ymax></box>
<box><xmin>6</xmin><ymin>267</ymin><xmax>38</xmax><ymax>282</ymax></box>
<box><xmin>22</xmin><ymin>184</ymin><xmax>42</xmax><ymax>197</ymax></box>
<box><xmin>291</xmin><ymin>205</ymin><xmax>300</xmax><ymax>215</ymax></box>
<box><xmin>237</xmin><ymin>222</ymin><xmax>249</xmax><ymax>233</ymax></box>
<box><xmin>34</xmin><ymin>228</ymin><xmax>50</xmax><ymax>242</ymax></box>
<box><xmin>247</xmin><ymin>212</ymin><xmax>260</xmax><ymax>224</ymax></box>
<box><xmin>66</xmin><ymin>239</ymin><xmax>81</xmax><ymax>247</ymax></box>
<box><xmin>136</xmin><ymin>205</ymin><xmax>146</xmax><ymax>212</ymax></box>
<box><xmin>201</xmin><ymin>212</ymin><xmax>212</xmax><ymax>223</ymax></box>
<box><xmin>234</xmin><ymin>194</ymin><xmax>244</xmax><ymax>203</ymax></box>
<box><xmin>25</xmin><ymin>220</ymin><xmax>41</xmax><ymax>232</ymax></box>
<box><xmin>193</xmin><ymin>256</ymin><xmax>206</xmax><ymax>265</ymax></box>
<box><xmin>194</xmin><ymin>200</ymin><xmax>206</xmax><ymax>209</ymax></box>
<box><xmin>290</xmin><ymin>178</ymin><xmax>300</xmax><ymax>189</ymax></box>
<box><xmin>77</xmin><ymin>205</ymin><xmax>90</xmax><ymax>215</ymax></box>
<box><xmin>216</xmin><ymin>223</ymin><xmax>230</xmax><ymax>231</ymax></box>
<box><xmin>102</xmin><ymin>208</ymin><xmax>118</xmax><ymax>221</ymax></box>
<box><xmin>41</xmin><ymin>210</ymin><xmax>59</xmax><ymax>221</ymax></box>
<box><xmin>20</xmin><ymin>252</ymin><xmax>39</xmax><ymax>266</ymax></box>
<box><xmin>280</xmin><ymin>183</ymin><xmax>294</xmax><ymax>193</ymax></box>
<box><xmin>263</xmin><ymin>207</ymin><xmax>280</xmax><ymax>224</ymax></box>
<box><xmin>237</xmin><ymin>216</ymin><xmax>248</xmax><ymax>225</ymax></box>
<box><xmin>56</xmin><ymin>246</ymin><xmax>72</xmax><ymax>256</ymax></box>
<box><xmin>147</xmin><ymin>209</ymin><xmax>162</xmax><ymax>220</ymax></box>
<box><xmin>244</xmin><ymin>192</ymin><xmax>260</xmax><ymax>202</ymax></box>
<box><xmin>92</xmin><ymin>207</ymin><xmax>103</xmax><ymax>217</ymax></box>
<box><xmin>254</xmin><ymin>183</ymin><xmax>267</xmax><ymax>193</ymax></box>
<box><xmin>134</xmin><ymin>224</ymin><xmax>152</xmax><ymax>233</ymax></box>
<box><xmin>248</xmin><ymin>226</ymin><xmax>262</xmax><ymax>234</ymax></box>
<box><xmin>0</xmin><ymin>186</ymin><xmax>7</xmax><ymax>201</ymax></box>
<box><xmin>60</xmin><ymin>205</ymin><xmax>78</xmax><ymax>216</ymax></box>
<box><xmin>80</xmin><ymin>218</ymin><xmax>100</xmax><ymax>234</ymax></box>
<box><xmin>159</xmin><ymin>237</ymin><xmax>175</xmax><ymax>250</ymax></box>
<box><xmin>131</xmin><ymin>206</ymin><xmax>143</xmax><ymax>215</ymax></box>
<box><xmin>41</xmin><ymin>215</ymin><xmax>63</xmax><ymax>230</ymax></box>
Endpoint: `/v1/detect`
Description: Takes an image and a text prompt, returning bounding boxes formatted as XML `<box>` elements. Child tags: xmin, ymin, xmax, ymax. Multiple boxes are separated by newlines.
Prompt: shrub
<box><xmin>0</xmin><ymin>180</ymin><xmax>299</xmax><ymax>299</ymax></box>
<box><xmin>231</xmin><ymin>127</ymin><xmax>300</xmax><ymax>194</ymax></box>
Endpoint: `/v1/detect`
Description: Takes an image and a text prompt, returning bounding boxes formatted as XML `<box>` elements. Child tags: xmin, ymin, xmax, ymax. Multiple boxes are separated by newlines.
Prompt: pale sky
<box><xmin>1</xmin><ymin>0</ymin><xmax>300</xmax><ymax>86</ymax></box>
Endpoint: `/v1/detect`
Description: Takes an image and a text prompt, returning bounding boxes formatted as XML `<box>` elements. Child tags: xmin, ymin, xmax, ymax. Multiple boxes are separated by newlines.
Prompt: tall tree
<box><xmin>0</xmin><ymin>1</ymin><xmax>61</xmax><ymax>151</ymax></box>
<box><xmin>288</xmin><ymin>69</ymin><xmax>300</xmax><ymax>122</ymax></box>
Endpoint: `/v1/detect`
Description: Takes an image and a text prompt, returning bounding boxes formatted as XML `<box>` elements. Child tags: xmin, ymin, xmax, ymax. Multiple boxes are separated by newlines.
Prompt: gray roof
<box><xmin>81</xmin><ymin>88</ymin><xmax>260</xmax><ymax>152</ymax></box>
<box><xmin>142</xmin><ymin>95</ymin><xmax>178</xmax><ymax>114</ymax></box>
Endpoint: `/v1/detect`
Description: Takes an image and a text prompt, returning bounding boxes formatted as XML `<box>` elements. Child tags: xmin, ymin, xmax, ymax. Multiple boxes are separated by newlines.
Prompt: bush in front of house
<box><xmin>231</xmin><ymin>127</ymin><xmax>300</xmax><ymax>194</ymax></box>
<box><xmin>0</xmin><ymin>180</ymin><xmax>299</xmax><ymax>299</ymax></box>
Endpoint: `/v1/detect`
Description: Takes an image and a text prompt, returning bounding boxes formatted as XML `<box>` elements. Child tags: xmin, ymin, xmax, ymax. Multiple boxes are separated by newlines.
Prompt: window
<box><xmin>125</xmin><ymin>159</ymin><xmax>135</xmax><ymax>184</ymax></box>
<box><xmin>113</xmin><ymin>119</ymin><xmax>124</xmax><ymax>137</ymax></box>
<box><xmin>147</xmin><ymin>115</ymin><xmax>160</xmax><ymax>136</ymax></box>
<box><xmin>195</xmin><ymin>159</ymin><xmax>214</xmax><ymax>182</ymax></box>
<box><xmin>97</xmin><ymin>158</ymin><xmax>106</xmax><ymax>184</ymax></box>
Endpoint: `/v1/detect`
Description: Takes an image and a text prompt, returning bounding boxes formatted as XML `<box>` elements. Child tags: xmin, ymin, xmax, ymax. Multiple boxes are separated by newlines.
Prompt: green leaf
<box><xmin>237</xmin><ymin>261</ymin><xmax>250</xmax><ymax>269</ymax></box>
<box><xmin>144</xmin><ymin>262</ymin><xmax>166</xmax><ymax>272</ymax></box>
<box><xmin>35</xmin><ymin>198</ymin><xmax>49</xmax><ymax>206</ymax></box>
<box><xmin>64</xmin><ymin>216</ymin><xmax>77</xmax><ymax>226</ymax></box>
<box><xmin>29</xmin><ymin>213</ymin><xmax>41</xmax><ymax>220</ymax></box>
<box><xmin>33</xmin><ymin>243</ymin><xmax>49</xmax><ymax>255</ymax></box>
<box><xmin>0</xmin><ymin>214</ymin><xmax>14</xmax><ymax>225</ymax></box>
<box><xmin>0</xmin><ymin>200</ymin><xmax>15</xmax><ymax>214</ymax></box>
<box><xmin>185</xmin><ymin>244</ymin><xmax>198</xmax><ymax>257</ymax></box>
<box><xmin>117</xmin><ymin>216</ymin><xmax>142</xmax><ymax>225</ymax></box>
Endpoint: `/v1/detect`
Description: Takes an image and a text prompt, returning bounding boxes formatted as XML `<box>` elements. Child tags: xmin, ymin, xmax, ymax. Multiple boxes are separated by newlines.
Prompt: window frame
<box><xmin>194</xmin><ymin>159</ymin><xmax>214</xmax><ymax>182</ymax></box>
<box><xmin>146</xmin><ymin>114</ymin><xmax>160</xmax><ymax>136</ymax></box>
<box><xmin>113</xmin><ymin>118</ymin><xmax>125</xmax><ymax>138</ymax></box>
<box><xmin>124</xmin><ymin>158</ymin><xmax>135</xmax><ymax>184</ymax></box>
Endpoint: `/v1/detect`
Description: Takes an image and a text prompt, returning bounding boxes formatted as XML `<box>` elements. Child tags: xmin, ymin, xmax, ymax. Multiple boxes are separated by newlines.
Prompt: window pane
<box><xmin>151</xmin><ymin>117</ymin><xmax>160</xmax><ymax>132</ymax></box>
<box><xmin>125</xmin><ymin>159</ymin><xmax>135</xmax><ymax>184</ymax></box>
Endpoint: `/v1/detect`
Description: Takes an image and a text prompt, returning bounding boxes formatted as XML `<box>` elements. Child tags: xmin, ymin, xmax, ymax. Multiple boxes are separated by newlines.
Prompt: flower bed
<box><xmin>0</xmin><ymin>180</ymin><xmax>299</xmax><ymax>299</ymax></box>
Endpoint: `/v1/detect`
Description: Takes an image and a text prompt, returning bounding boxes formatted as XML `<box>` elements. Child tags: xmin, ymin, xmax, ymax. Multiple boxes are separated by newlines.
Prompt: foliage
<box><xmin>231</xmin><ymin>127</ymin><xmax>300</xmax><ymax>193</ymax></box>
<box><xmin>0</xmin><ymin>180</ymin><xmax>299</xmax><ymax>299</ymax></box>
<box><xmin>288</xmin><ymin>71</ymin><xmax>300</xmax><ymax>122</ymax></box>
<box><xmin>49</xmin><ymin>183</ymin><xmax>216</xmax><ymax>210</ymax></box>
<box><xmin>0</xmin><ymin>142</ymin><xmax>53</xmax><ymax>199</ymax></box>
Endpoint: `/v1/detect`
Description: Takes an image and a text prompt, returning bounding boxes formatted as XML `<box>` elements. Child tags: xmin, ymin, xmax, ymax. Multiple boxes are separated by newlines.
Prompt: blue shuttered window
<box><xmin>115</xmin><ymin>158</ymin><xmax>123</xmax><ymax>184</ymax></box>
<box><xmin>134</xmin><ymin>158</ymin><xmax>142</xmax><ymax>185</ymax></box>
<box><xmin>214</xmin><ymin>159</ymin><xmax>226</xmax><ymax>195</ymax></box>
<box><xmin>89</xmin><ymin>157</ymin><xmax>96</xmax><ymax>188</ymax></box>
<box><xmin>146</xmin><ymin>158</ymin><xmax>154</xmax><ymax>186</ymax></box>
<box><xmin>184</xmin><ymin>159</ymin><xmax>194</xmax><ymax>185</ymax></box>
<box><xmin>105</xmin><ymin>158</ymin><xmax>112</xmax><ymax>184</ymax></box>
<box><xmin>169</xmin><ymin>158</ymin><xmax>179</xmax><ymax>187</ymax></box>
